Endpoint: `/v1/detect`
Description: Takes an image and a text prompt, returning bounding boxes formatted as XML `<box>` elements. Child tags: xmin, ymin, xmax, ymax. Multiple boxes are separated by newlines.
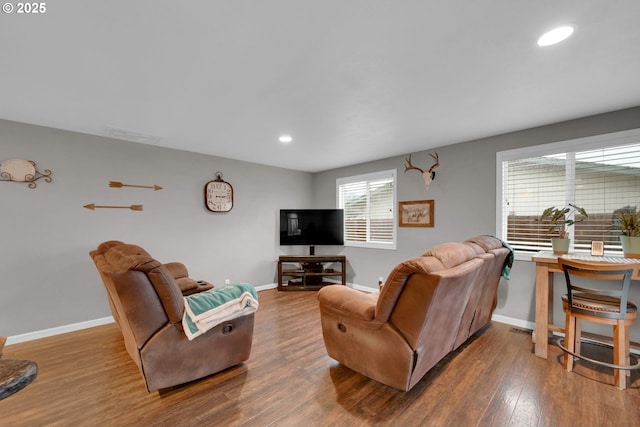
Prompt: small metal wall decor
<box><xmin>404</xmin><ymin>152</ymin><xmax>439</xmax><ymax>189</ymax></box>
<box><xmin>83</xmin><ymin>204</ymin><xmax>143</xmax><ymax>211</ymax></box>
<box><xmin>0</xmin><ymin>158</ymin><xmax>52</xmax><ymax>189</ymax></box>
<box><xmin>109</xmin><ymin>181</ymin><xmax>163</xmax><ymax>191</ymax></box>
<box><xmin>83</xmin><ymin>181</ymin><xmax>159</xmax><ymax>212</ymax></box>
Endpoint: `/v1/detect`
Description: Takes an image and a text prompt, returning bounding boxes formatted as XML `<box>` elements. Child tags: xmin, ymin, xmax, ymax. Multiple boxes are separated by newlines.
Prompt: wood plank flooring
<box><xmin>1</xmin><ymin>289</ymin><xmax>639</xmax><ymax>426</ymax></box>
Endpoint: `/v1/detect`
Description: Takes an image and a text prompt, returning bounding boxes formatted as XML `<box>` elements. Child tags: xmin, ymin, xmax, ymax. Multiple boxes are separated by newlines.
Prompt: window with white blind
<box><xmin>337</xmin><ymin>169</ymin><xmax>397</xmax><ymax>250</ymax></box>
<box><xmin>496</xmin><ymin>129</ymin><xmax>640</xmax><ymax>257</ymax></box>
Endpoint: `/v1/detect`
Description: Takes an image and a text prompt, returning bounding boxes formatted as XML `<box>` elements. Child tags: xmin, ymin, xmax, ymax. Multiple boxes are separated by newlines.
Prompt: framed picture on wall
<box><xmin>591</xmin><ymin>241</ymin><xmax>604</xmax><ymax>256</ymax></box>
<box><xmin>399</xmin><ymin>200</ymin><xmax>434</xmax><ymax>227</ymax></box>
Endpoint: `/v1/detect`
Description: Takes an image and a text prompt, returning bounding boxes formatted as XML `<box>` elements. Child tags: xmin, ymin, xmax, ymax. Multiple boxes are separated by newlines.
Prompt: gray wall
<box><xmin>3</xmin><ymin>107</ymin><xmax>640</xmax><ymax>342</ymax></box>
<box><xmin>312</xmin><ymin>106</ymin><xmax>640</xmax><ymax>341</ymax></box>
<box><xmin>1</xmin><ymin>119</ymin><xmax>313</xmax><ymax>337</ymax></box>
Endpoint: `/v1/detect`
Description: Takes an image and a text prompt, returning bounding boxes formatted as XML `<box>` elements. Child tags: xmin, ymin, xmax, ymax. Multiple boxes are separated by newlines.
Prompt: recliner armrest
<box><xmin>178</xmin><ymin>279</ymin><xmax>214</xmax><ymax>296</ymax></box>
<box><xmin>163</xmin><ymin>262</ymin><xmax>189</xmax><ymax>279</ymax></box>
<box><xmin>318</xmin><ymin>286</ymin><xmax>377</xmax><ymax>320</ymax></box>
<box><xmin>164</xmin><ymin>262</ymin><xmax>214</xmax><ymax>295</ymax></box>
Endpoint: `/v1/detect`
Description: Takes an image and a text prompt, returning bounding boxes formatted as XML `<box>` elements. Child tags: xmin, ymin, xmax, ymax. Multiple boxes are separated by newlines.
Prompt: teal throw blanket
<box><xmin>182</xmin><ymin>283</ymin><xmax>259</xmax><ymax>341</ymax></box>
<box><xmin>501</xmin><ymin>240</ymin><xmax>514</xmax><ymax>280</ymax></box>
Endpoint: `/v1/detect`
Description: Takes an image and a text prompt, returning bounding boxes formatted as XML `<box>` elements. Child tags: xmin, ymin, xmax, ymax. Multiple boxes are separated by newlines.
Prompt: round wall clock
<box><xmin>204</xmin><ymin>172</ymin><xmax>234</xmax><ymax>212</ymax></box>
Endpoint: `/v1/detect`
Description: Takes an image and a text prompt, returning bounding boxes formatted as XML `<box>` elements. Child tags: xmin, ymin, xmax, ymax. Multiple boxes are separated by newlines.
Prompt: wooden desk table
<box><xmin>531</xmin><ymin>251</ymin><xmax>640</xmax><ymax>359</ymax></box>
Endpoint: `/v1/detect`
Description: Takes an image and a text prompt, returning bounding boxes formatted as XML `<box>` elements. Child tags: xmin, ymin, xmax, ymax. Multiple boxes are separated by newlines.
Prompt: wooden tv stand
<box><xmin>277</xmin><ymin>255</ymin><xmax>346</xmax><ymax>291</ymax></box>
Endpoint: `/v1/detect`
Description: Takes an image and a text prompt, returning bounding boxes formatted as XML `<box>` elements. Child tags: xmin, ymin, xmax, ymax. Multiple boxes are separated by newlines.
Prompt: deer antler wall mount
<box><xmin>404</xmin><ymin>152</ymin><xmax>439</xmax><ymax>189</ymax></box>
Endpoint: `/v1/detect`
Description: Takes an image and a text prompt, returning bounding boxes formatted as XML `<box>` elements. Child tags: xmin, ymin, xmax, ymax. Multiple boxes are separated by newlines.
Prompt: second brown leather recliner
<box><xmin>90</xmin><ymin>241</ymin><xmax>255</xmax><ymax>392</ymax></box>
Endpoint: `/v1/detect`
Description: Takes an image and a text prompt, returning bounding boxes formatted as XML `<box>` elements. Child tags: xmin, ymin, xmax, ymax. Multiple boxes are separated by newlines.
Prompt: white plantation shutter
<box><xmin>337</xmin><ymin>169</ymin><xmax>397</xmax><ymax>249</ymax></box>
<box><xmin>574</xmin><ymin>144</ymin><xmax>640</xmax><ymax>249</ymax></box>
<box><xmin>498</xmin><ymin>129</ymin><xmax>640</xmax><ymax>254</ymax></box>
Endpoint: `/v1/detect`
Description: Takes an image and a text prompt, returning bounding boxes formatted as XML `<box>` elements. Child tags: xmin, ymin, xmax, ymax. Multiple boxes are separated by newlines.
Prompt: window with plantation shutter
<box><xmin>497</xmin><ymin>129</ymin><xmax>640</xmax><ymax>257</ymax></box>
<box><xmin>337</xmin><ymin>169</ymin><xmax>397</xmax><ymax>249</ymax></box>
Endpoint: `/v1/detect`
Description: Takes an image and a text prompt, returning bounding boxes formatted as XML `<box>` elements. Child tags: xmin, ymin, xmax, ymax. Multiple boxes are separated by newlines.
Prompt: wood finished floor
<box><xmin>1</xmin><ymin>289</ymin><xmax>640</xmax><ymax>427</ymax></box>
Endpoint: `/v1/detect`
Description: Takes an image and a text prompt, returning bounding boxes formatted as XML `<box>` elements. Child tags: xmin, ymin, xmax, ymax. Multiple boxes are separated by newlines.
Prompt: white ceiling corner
<box><xmin>1</xmin><ymin>0</ymin><xmax>639</xmax><ymax>172</ymax></box>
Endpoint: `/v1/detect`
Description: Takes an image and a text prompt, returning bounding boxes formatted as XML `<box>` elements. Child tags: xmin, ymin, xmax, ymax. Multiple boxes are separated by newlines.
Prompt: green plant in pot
<box><xmin>540</xmin><ymin>204</ymin><xmax>588</xmax><ymax>254</ymax></box>
<box><xmin>612</xmin><ymin>206</ymin><xmax>640</xmax><ymax>258</ymax></box>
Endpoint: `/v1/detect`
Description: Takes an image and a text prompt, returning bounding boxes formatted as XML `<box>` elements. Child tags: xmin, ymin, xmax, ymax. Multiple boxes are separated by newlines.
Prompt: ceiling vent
<box><xmin>104</xmin><ymin>126</ymin><xmax>162</xmax><ymax>144</ymax></box>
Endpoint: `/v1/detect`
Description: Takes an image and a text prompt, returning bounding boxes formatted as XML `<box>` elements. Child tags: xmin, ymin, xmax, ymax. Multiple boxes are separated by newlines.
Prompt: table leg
<box><xmin>534</xmin><ymin>264</ymin><xmax>553</xmax><ymax>358</ymax></box>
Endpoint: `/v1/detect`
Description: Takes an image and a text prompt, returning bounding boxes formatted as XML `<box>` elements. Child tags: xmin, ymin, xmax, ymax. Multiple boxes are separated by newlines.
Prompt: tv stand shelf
<box><xmin>277</xmin><ymin>255</ymin><xmax>346</xmax><ymax>291</ymax></box>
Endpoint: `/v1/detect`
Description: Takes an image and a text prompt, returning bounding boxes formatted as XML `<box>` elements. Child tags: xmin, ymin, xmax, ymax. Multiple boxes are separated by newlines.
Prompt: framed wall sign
<box><xmin>591</xmin><ymin>241</ymin><xmax>604</xmax><ymax>256</ymax></box>
<box><xmin>204</xmin><ymin>172</ymin><xmax>233</xmax><ymax>212</ymax></box>
<box><xmin>399</xmin><ymin>200</ymin><xmax>434</xmax><ymax>227</ymax></box>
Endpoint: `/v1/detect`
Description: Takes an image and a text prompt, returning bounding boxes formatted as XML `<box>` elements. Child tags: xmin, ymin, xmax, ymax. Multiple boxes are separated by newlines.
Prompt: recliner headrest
<box><xmin>105</xmin><ymin>244</ymin><xmax>161</xmax><ymax>272</ymax></box>
<box><xmin>95</xmin><ymin>240</ymin><xmax>125</xmax><ymax>255</ymax></box>
<box><xmin>422</xmin><ymin>242</ymin><xmax>477</xmax><ymax>269</ymax></box>
<box><xmin>464</xmin><ymin>235</ymin><xmax>503</xmax><ymax>252</ymax></box>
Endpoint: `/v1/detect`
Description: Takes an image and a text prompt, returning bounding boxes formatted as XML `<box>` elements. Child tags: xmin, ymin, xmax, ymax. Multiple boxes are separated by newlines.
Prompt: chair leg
<box><xmin>624</xmin><ymin>324</ymin><xmax>631</xmax><ymax>379</ymax></box>
<box><xmin>613</xmin><ymin>323</ymin><xmax>628</xmax><ymax>390</ymax></box>
<box><xmin>625</xmin><ymin>336</ymin><xmax>631</xmax><ymax>378</ymax></box>
<box><xmin>565</xmin><ymin>313</ymin><xmax>577</xmax><ymax>372</ymax></box>
<box><xmin>575</xmin><ymin>317</ymin><xmax>582</xmax><ymax>358</ymax></box>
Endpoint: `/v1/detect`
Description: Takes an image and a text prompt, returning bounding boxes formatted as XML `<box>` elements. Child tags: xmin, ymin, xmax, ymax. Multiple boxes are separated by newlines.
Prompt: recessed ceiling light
<box><xmin>537</xmin><ymin>26</ymin><xmax>574</xmax><ymax>47</ymax></box>
<box><xmin>279</xmin><ymin>135</ymin><xmax>293</xmax><ymax>143</ymax></box>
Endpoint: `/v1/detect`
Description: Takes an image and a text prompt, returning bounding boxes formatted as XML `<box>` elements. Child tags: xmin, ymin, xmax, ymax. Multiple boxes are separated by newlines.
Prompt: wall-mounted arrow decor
<box><xmin>84</xmin><ymin>204</ymin><xmax>143</xmax><ymax>211</ymax></box>
<box><xmin>109</xmin><ymin>181</ymin><xmax>163</xmax><ymax>191</ymax></box>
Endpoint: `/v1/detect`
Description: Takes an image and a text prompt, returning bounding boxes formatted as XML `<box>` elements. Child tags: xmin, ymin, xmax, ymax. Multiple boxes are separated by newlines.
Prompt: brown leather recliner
<box><xmin>317</xmin><ymin>236</ymin><xmax>511</xmax><ymax>391</ymax></box>
<box><xmin>90</xmin><ymin>241</ymin><xmax>254</xmax><ymax>392</ymax></box>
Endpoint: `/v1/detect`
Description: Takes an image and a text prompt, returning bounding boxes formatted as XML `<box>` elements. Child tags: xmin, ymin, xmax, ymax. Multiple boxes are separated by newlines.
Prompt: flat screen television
<box><xmin>279</xmin><ymin>209</ymin><xmax>344</xmax><ymax>254</ymax></box>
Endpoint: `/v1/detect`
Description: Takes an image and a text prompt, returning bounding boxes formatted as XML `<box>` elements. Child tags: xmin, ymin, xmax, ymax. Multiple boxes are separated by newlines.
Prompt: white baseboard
<box><xmin>6</xmin><ymin>316</ymin><xmax>115</xmax><ymax>345</ymax></box>
<box><xmin>260</xmin><ymin>281</ymin><xmax>376</xmax><ymax>292</ymax></box>
<box><xmin>6</xmin><ymin>284</ymin><xmax>277</xmax><ymax>344</ymax></box>
<box><xmin>351</xmin><ymin>283</ymin><xmax>379</xmax><ymax>293</ymax></box>
<box><xmin>0</xmin><ymin>286</ymin><xmax>542</xmax><ymax>347</ymax></box>
<box><xmin>491</xmin><ymin>314</ymin><xmax>535</xmax><ymax>330</ymax></box>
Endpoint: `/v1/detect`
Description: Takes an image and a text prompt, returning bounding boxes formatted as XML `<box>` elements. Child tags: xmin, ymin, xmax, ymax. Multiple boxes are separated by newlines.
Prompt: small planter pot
<box><xmin>620</xmin><ymin>236</ymin><xmax>640</xmax><ymax>258</ymax></box>
<box><xmin>551</xmin><ymin>238</ymin><xmax>570</xmax><ymax>255</ymax></box>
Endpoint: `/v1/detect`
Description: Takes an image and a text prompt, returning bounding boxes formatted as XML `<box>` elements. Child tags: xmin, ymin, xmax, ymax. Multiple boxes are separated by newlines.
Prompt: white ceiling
<box><xmin>2</xmin><ymin>1</ymin><xmax>639</xmax><ymax>172</ymax></box>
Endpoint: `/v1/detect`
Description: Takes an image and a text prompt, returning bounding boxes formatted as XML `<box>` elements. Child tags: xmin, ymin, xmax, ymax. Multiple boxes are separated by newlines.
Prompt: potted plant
<box><xmin>612</xmin><ymin>206</ymin><xmax>640</xmax><ymax>258</ymax></box>
<box><xmin>540</xmin><ymin>204</ymin><xmax>588</xmax><ymax>254</ymax></box>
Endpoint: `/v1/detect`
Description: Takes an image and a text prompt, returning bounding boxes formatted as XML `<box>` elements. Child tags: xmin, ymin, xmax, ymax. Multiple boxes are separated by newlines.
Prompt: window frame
<box><xmin>496</xmin><ymin>128</ymin><xmax>640</xmax><ymax>261</ymax></box>
<box><xmin>336</xmin><ymin>169</ymin><xmax>397</xmax><ymax>250</ymax></box>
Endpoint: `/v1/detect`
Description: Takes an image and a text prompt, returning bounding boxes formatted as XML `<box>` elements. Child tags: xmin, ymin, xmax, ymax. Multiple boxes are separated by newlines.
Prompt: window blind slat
<box><xmin>501</xmin><ymin>140</ymin><xmax>640</xmax><ymax>253</ymax></box>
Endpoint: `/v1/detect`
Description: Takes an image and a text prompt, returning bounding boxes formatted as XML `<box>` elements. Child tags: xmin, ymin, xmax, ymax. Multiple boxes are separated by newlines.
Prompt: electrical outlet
<box><xmin>224</xmin><ymin>279</ymin><xmax>230</xmax><ymax>285</ymax></box>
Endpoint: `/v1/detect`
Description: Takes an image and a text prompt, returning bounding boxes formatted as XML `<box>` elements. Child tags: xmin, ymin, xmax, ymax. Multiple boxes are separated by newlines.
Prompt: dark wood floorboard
<box><xmin>1</xmin><ymin>289</ymin><xmax>639</xmax><ymax>426</ymax></box>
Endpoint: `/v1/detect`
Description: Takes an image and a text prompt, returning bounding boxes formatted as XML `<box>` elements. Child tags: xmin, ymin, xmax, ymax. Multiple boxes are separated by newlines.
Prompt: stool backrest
<box><xmin>559</xmin><ymin>258</ymin><xmax>634</xmax><ymax>320</ymax></box>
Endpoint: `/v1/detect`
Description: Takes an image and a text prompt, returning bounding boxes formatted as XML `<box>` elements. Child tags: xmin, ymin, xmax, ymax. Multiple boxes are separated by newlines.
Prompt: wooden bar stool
<box><xmin>556</xmin><ymin>258</ymin><xmax>639</xmax><ymax>390</ymax></box>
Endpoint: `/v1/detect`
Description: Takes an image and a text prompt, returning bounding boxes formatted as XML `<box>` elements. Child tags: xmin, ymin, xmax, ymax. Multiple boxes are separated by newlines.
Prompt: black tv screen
<box><xmin>279</xmin><ymin>209</ymin><xmax>344</xmax><ymax>246</ymax></box>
